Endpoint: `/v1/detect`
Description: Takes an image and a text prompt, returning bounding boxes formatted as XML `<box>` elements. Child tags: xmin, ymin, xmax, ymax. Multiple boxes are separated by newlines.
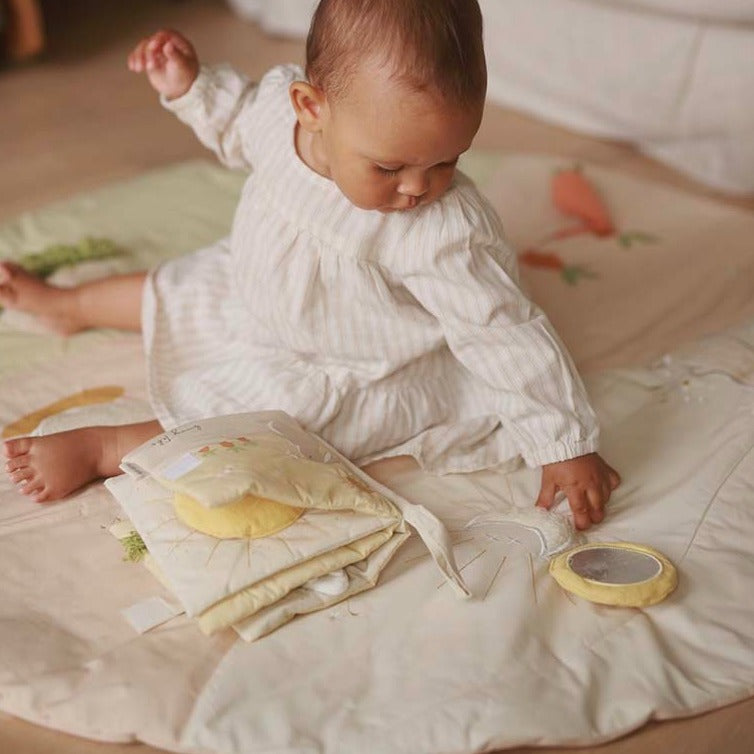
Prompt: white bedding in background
<box><xmin>225</xmin><ymin>0</ymin><xmax>315</xmax><ymax>35</ymax></box>
<box><xmin>224</xmin><ymin>0</ymin><xmax>754</xmax><ymax>195</ymax></box>
<box><xmin>607</xmin><ymin>0</ymin><xmax>754</xmax><ymax>22</ymax></box>
<box><xmin>480</xmin><ymin>0</ymin><xmax>754</xmax><ymax>195</ymax></box>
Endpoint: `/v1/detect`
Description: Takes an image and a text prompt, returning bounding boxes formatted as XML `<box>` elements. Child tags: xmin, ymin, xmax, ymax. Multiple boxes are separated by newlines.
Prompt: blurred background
<box><xmin>1</xmin><ymin>0</ymin><xmax>752</xmax><ymax>222</ymax></box>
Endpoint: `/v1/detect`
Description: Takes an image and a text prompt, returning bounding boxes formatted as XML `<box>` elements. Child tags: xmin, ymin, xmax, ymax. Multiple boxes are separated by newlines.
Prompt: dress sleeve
<box><xmin>160</xmin><ymin>64</ymin><xmax>261</xmax><ymax>170</ymax></box>
<box><xmin>401</xmin><ymin>238</ymin><xmax>600</xmax><ymax>467</ymax></box>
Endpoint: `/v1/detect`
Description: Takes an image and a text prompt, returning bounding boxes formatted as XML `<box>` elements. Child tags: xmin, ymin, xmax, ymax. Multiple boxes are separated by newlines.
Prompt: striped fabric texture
<box><xmin>142</xmin><ymin>64</ymin><xmax>599</xmax><ymax>473</ymax></box>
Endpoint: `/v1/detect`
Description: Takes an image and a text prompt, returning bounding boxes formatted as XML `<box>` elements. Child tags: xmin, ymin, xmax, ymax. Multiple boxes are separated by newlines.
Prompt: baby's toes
<box><xmin>0</xmin><ymin>281</ymin><xmax>16</xmax><ymax>306</ymax></box>
<box><xmin>3</xmin><ymin>437</ymin><xmax>31</xmax><ymax>459</ymax></box>
<box><xmin>0</xmin><ymin>261</ymin><xmax>23</xmax><ymax>287</ymax></box>
<box><xmin>8</xmin><ymin>467</ymin><xmax>33</xmax><ymax>486</ymax></box>
<box><xmin>31</xmin><ymin>486</ymin><xmax>52</xmax><ymax>503</ymax></box>
<box><xmin>5</xmin><ymin>452</ymin><xmax>30</xmax><ymax>473</ymax></box>
<box><xmin>0</xmin><ymin>261</ymin><xmax>13</xmax><ymax>284</ymax></box>
<box><xmin>19</xmin><ymin>475</ymin><xmax>44</xmax><ymax>498</ymax></box>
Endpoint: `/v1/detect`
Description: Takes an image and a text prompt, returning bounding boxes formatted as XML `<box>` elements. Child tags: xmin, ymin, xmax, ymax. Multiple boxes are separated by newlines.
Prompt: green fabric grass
<box><xmin>18</xmin><ymin>237</ymin><xmax>125</xmax><ymax>279</ymax></box>
<box><xmin>121</xmin><ymin>530</ymin><xmax>148</xmax><ymax>562</ymax></box>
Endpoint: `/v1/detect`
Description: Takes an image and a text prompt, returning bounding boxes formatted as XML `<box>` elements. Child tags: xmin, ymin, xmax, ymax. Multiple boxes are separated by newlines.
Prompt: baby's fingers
<box><xmin>128</xmin><ymin>30</ymin><xmax>186</xmax><ymax>72</ymax></box>
<box><xmin>129</xmin><ymin>31</ymin><xmax>168</xmax><ymax>71</ymax></box>
<box><xmin>145</xmin><ymin>34</ymin><xmax>171</xmax><ymax>71</ymax></box>
<box><xmin>608</xmin><ymin>464</ymin><xmax>621</xmax><ymax>490</ymax></box>
<box><xmin>127</xmin><ymin>38</ymin><xmax>151</xmax><ymax>72</ymax></box>
<box><xmin>162</xmin><ymin>39</ymin><xmax>194</xmax><ymax>69</ymax></box>
<box><xmin>147</xmin><ymin>30</ymin><xmax>195</xmax><ymax>66</ymax></box>
<box><xmin>586</xmin><ymin>487</ymin><xmax>605</xmax><ymax>525</ymax></box>
<box><xmin>164</xmin><ymin>31</ymin><xmax>195</xmax><ymax>59</ymax></box>
<box><xmin>535</xmin><ymin>475</ymin><xmax>557</xmax><ymax>510</ymax></box>
<box><xmin>567</xmin><ymin>490</ymin><xmax>592</xmax><ymax>531</ymax></box>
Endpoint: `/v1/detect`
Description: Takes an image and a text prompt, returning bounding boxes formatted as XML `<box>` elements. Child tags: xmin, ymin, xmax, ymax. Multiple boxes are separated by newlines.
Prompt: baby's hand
<box><xmin>127</xmin><ymin>29</ymin><xmax>199</xmax><ymax>100</ymax></box>
<box><xmin>535</xmin><ymin>452</ymin><xmax>620</xmax><ymax>530</ymax></box>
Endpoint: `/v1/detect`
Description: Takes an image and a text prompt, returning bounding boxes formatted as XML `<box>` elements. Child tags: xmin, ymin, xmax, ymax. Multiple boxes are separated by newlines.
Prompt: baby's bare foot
<box><xmin>0</xmin><ymin>262</ymin><xmax>84</xmax><ymax>334</ymax></box>
<box><xmin>4</xmin><ymin>428</ymin><xmax>111</xmax><ymax>502</ymax></box>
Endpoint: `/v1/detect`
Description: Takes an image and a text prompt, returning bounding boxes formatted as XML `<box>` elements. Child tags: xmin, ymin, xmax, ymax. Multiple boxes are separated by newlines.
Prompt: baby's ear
<box><xmin>289</xmin><ymin>81</ymin><xmax>328</xmax><ymax>132</ymax></box>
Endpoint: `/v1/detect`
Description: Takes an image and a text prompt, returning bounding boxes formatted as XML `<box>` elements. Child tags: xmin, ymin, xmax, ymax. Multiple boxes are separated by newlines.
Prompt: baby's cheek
<box><xmin>336</xmin><ymin>171</ymin><xmax>377</xmax><ymax>209</ymax></box>
<box><xmin>357</xmin><ymin>176</ymin><xmax>393</xmax><ymax>207</ymax></box>
<box><xmin>426</xmin><ymin>178</ymin><xmax>452</xmax><ymax>205</ymax></box>
<box><xmin>441</xmin><ymin>170</ymin><xmax>457</xmax><ymax>192</ymax></box>
<box><xmin>430</xmin><ymin>170</ymin><xmax>453</xmax><ymax>195</ymax></box>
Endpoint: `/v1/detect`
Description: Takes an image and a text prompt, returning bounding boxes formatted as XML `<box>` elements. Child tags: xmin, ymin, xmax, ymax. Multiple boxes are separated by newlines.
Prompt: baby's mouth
<box><xmin>390</xmin><ymin>197</ymin><xmax>420</xmax><ymax>212</ymax></box>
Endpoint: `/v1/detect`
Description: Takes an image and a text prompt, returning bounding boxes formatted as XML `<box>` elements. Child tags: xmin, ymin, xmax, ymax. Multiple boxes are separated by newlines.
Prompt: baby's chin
<box><xmin>378</xmin><ymin>205</ymin><xmax>420</xmax><ymax>214</ymax></box>
<box><xmin>362</xmin><ymin>199</ymin><xmax>426</xmax><ymax>214</ymax></box>
<box><xmin>343</xmin><ymin>196</ymin><xmax>393</xmax><ymax>213</ymax></box>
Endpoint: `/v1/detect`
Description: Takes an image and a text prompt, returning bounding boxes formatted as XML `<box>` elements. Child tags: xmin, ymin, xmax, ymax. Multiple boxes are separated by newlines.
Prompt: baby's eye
<box><xmin>375</xmin><ymin>165</ymin><xmax>402</xmax><ymax>177</ymax></box>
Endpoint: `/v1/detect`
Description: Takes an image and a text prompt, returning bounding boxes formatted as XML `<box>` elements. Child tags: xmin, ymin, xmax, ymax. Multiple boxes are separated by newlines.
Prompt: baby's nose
<box><xmin>397</xmin><ymin>169</ymin><xmax>430</xmax><ymax>197</ymax></box>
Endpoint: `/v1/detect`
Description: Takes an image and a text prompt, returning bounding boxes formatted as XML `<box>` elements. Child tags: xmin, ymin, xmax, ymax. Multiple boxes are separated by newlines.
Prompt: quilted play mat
<box><xmin>1</xmin><ymin>155</ymin><xmax>753</xmax><ymax>753</ymax></box>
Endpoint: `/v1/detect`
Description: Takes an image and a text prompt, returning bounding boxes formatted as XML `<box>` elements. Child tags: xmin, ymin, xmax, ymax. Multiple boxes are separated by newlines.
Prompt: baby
<box><xmin>1</xmin><ymin>0</ymin><xmax>619</xmax><ymax>529</ymax></box>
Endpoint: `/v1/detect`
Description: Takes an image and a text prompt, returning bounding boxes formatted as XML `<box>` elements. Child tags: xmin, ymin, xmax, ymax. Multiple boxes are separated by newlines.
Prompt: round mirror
<box><xmin>549</xmin><ymin>542</ymin><xmax>677</xmax><ymax>607</ymax></box>
<box><xmin>568</xmin><ymin>547</ymin><xmax>662</xmax><ymax>584</ymax></box>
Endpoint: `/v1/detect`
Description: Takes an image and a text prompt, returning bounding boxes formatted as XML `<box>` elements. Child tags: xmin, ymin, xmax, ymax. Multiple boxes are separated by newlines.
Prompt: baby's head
<box><xmin>290</xmin><ymin>0</ymin><xmax>486</xmax><ymax>212</ymax></box>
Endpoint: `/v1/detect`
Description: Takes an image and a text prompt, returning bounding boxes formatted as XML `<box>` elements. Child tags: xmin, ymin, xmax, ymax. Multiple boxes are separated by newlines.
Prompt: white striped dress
<box><xmin>142</xmin><ymin>64</ymin><xmax>599</xmax><ymax>473</ymax></box>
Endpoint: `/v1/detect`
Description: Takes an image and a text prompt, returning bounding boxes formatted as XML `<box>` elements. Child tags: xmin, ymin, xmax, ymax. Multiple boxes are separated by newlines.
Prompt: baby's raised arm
<box><xmin>127</xmin><ymin>29</ymin><xmax>199</xmax><ymax>101</ymax></box>
<box><xmin>128</xmin><ymin>29</ymin><xmax>262</xmax><ymax>171</ymax></box>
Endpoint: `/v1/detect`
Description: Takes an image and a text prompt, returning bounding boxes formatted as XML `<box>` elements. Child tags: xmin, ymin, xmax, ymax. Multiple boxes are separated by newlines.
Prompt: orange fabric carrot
<box><xmin>519</xmin><ymin>249</ymin><xmax>565</xmax><ymax>270</ymax></box>
<box><xmin>519</xmin><ymin>248</ymin><xmax>596</xmax><ymax>285</ymax></box>
<box><xmin>551</xmin><ymin>166</ymin><xmax>615</xmax><ymax>237</ymax></box>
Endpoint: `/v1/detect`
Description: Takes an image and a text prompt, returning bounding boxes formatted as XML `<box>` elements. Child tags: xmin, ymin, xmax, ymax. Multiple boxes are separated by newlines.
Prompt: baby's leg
<box><xmin>0</xmin><ymin>263</ymin><xmax>146</xmax><ymax>334</ymax></box>
<box><xmin>3</xmin><ymin>419</ymin><xmax>161</xmax><ymax>502</ymax></box>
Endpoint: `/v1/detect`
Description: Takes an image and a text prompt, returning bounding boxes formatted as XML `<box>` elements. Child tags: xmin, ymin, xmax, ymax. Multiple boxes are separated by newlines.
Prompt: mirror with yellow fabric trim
<box><xmin>549</xmin><ymin>542</ymin><xmax>678</xmax><ymax>607</ymax></box>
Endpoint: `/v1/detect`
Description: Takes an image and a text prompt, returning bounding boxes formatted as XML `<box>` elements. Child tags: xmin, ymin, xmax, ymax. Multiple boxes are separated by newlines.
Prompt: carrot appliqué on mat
<box><xmin>519</xmin><ymin>165</ymin><xmax>657</xmax><ymax>285</ymax></box>
<box><xmin>518</xmin><ymin>249</ymin><xmax>596</xmax><ymax>286</ymax></box>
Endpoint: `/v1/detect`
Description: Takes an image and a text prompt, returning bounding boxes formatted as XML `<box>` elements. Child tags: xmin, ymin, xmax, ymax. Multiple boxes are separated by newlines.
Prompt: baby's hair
<box><xmin>306</xmin><ymin>0</ymin><xmax>487</xmax><ymax>106</ymax></box>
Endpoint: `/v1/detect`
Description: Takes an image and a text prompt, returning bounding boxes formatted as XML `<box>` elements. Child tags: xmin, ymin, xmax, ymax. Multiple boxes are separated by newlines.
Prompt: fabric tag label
<box><xmin>161</xmin><ymin>452</ymin><xmax>202</xmax><ymax>480</ymax></box>
<box><xmin>121</xmin><ymin>597</ymin><xmax>183</xmax><ymax>634</ymax></box>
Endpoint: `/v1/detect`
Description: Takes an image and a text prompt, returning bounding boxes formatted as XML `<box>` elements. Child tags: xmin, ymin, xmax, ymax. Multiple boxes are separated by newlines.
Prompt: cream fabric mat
<box><xmin>1</xmin><ymin>157</ymin><xmax>753</xmax><ymax>753</ymax></box>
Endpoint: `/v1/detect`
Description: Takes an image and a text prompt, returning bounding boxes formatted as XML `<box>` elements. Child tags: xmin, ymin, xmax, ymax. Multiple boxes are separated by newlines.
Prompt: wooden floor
<box><xmin>1</xmin><ymin>1</ymin><xmax>753</xmax><ymax>752</ymax></box>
